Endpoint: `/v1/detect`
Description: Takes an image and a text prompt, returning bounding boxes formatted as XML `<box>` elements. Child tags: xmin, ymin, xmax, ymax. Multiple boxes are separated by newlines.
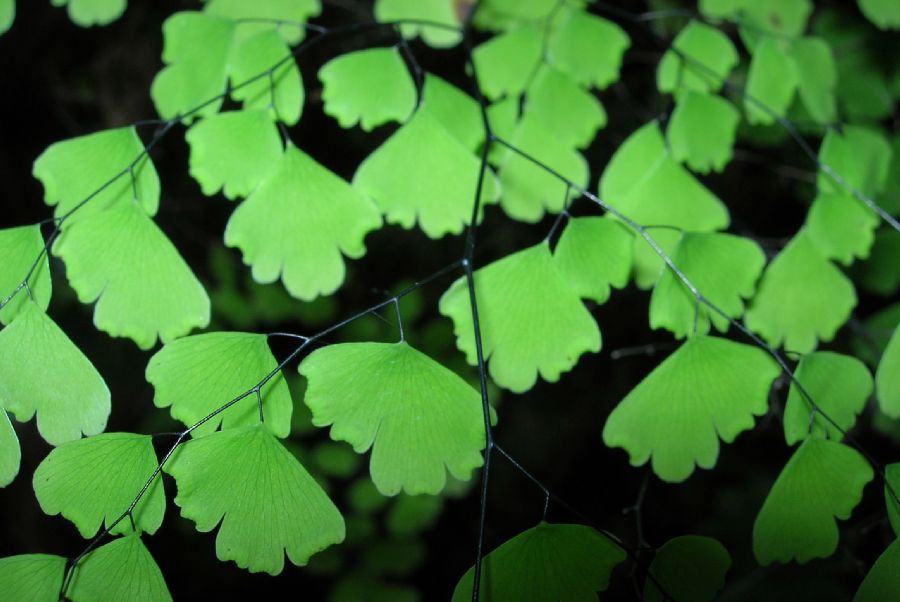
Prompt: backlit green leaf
<box><xmin>877</xmin><ymin>326</ymin><xmax>900</xmax><ymax>417</ymax></box>
<box><xmin>0</xmin><ymin>225</ymin><xmax>51</xmax><ymax>325</ymax></box>
<box><xmin>225</xmin><ymin>143</ymin><xmax>382</xmax><ymax>300</ymax></box>
<box><xmin>0</xmin><ymin>411</ymin><xmax>19</xmax><ymax>487</ymax></box>
<box><xmin>421</xmin><ymin>74</ymin><xmax>483</xmax><ymax>152</ymax></box>
<box><xmin>0</xmin><ymin>554</ymin><xmax>66</xmax><ymax>601</ymax></box>
<box><xmin>33</xmin><ymin>126</ymin><xmax>159</xmax><ymax>224</ymax></box>
<box><xmin>806</xmin><ymin>192</ymin><xmax>878</xmax><ymax>265</ymax></box>
<box><xmin>33</xmin><ymin>433</ymin><xmax>165</xmax><ymax>537</ymax></box>
<box><xmin>552</xmin><ymin>217</ymin><xmax>633</xmax><ymax>304</ymax></box>
<box><xmin>472</xmin><ymin>25</ymin><xmax>542</xmax><ymax>101</ymax></box>
<box><xmin>186</xmin><ymin>110</ymin><xmax>282</xmax><ymax>200</ymax></box>
<box><xmin>68</xmin><ymin>534</ymin><xmax>171</xmax><ymax>602</ymax></box>
<box><xmin>374</xmin><ymin>0</ymin><xmax>461</xmax><ymax>48</ymax></box>
<box><xmin>817</xmin><ymin>125</ymin><xmax>891</xmax><ymax>198</ymax></box>
<box><xmin>858</xmin><ymin>0</ymin><xmax>900</xmax><ymax>30</ymax></box>
<box><xmin>644</xmin><ymin>535</ymin><xmax>731</xmax><ymax>602</ymax></box>
<box><xmin>546</xmin><ymin>8</ymin><xmax>630</xmax><ymax>89</ymax></box>
<box><xmin>299</xmin><ymin>341</ymin><xmax>485</xmax><ymax>495</ymax></box>
<box><xmin>738</xmin><ymin>0</ymin><xmax>812</xmax><ymax>47</ymax></box>
<box><xmin>51</xmin><ymin>0</ymin><xmax>126</xmax><ymax>27</ymax></box>
<box><xmin>452</xmin><ymin>523</ymin><xmax>626</xmax><ymax>601</ymax></box>
<box><xmin>745</xmin><ymin>230</ymin><xmax>856</xmax><ymax>353</ymax></box>
<box><xmin>204</xmin><ymin>0</ymin><xmax>320</xmax><ymax>44</ymax></box>
<box><xmin>53</xmin><ymin>202</ymin><xmax>210</xmax><ymax>349</ymax></box>
<box><xmin>856</xmin><ymin>228</ymin><xmax>900</xmax><ymax>296</ymax></box>
<box><xmin>320</xmin><ymin>47</ymin><xmax>416</xmax><ymax>131</ymax></box>
<box><xmin>854</xmin><ymin>538</ymin><xmax>900</xmax><ymax>602</ymax></box>
<box><xmin>650</xmin><ymin>232</ymin><xmax>765</xmax><ymax>338</ymax></box>
<box><xmin>782</xmin><ymin>352</ymin><xmax>872</xmax><ymax>445</ymax></box>
<box><xmin>164</xmin><ymin>424</ymin><xmax>345</xmax><ymax>574</ymax></box>
<box><xmin>146</xmin><ymin>332</ymin><xmax>293</xmax><ymax>438</ymax></box>
<box><xmin>0</xmin><ymin>301</ymin><xmax>109</xmax><ymax>446</ymax></box>
<box><xmin>603</xmin><ymin>335</ymin><xmax>779</xmax><ymax>482</ymax></box>
<box><xmin>353</xmin><ymin>106</ymin><xmax>499</xmax><ymax>238</ymax></box>
<box><xmin>885</xmin><ymin>463</ymin><xmax>900</xmax><ymax>536</ymax></box>
<box><xmin>482</xmin><ymin>0</ymin><xmax>558</xmax><ymax>20</ymax></box>
<box><xmin>440</xmin><ymin>243</ymin><xmax>601</xmax><ymax>393</ymax></box>
<box><xmin>791</xmin><ymin>37</ymin><xmax>837</xmax><ymax>123</ymax></box>
<box><xmin>525</xmin><ymin>65</ymin><xmax>606</xmax><ymax>149</ymax></box>
<box><xmin>657</xmin><ymin>21</ymin><xmax>738</xmax><ymax>95</ymax></box>
<box><xmin>0</xmin><ymin>0</ymin><xmax>13</xmax><ymax>35</ymax></box>
<box><xmin>745</xmin><ymin>37</ymin><xmax>798</xmax><ymax>125</ymax></box>
<box><xmin>753</xmin><ymin>438</ymin><xmax>873</xmax><ymax>564</ymax></box>
<box><xmin>667</xmin><ymin>92</ymin><xmax>739</xmax><ymax>173</ymax></box>
<box><xmin>229</xmin><ymin>29</ymin><xmax>304</xmax><ymax>125</ymax></box>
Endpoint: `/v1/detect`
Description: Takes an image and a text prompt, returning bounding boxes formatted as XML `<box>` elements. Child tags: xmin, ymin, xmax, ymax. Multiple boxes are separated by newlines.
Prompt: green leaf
<box><xmin>806</xmin><ymin>192</ymin><xmax>878</xmax><ymax>265</ymax></box>
<box><xmin>146</xmin><ymin>332</ymin><xmax>292</xmax><ymax>438</ymax></box>
<box><xmin>666</xmin><ymin>92</ymin><xmax>739</xmax><ymax>173</ymax></box>
<box><xmin>0</xmin><ymin>301</ymin><xmax>109</xmax><ymax>446</ymax></box>
<box><xmin>753</xmin><ymin>438</ymin><xmax>873</xmax><ymax>564</ymax></box>
<box><xmin>373</xmin><ymin>0</ymin><xmax>461</xmax><ymax>48</ymax></box>
<box><xmin>33</xmin><ymin>433</ymin><xmax>165</xmax><ymax>538</ymax></box>
<box><xmin>0</xmin><ymin>225</ymin><xmax>51</xmax><ymax>325</ymax></box>
<box><xmin>150</xmin><ymin>12</ymin><xmax>236</xmax><ymax>121</ymax></box>
<box><xmin>877</xmin><ymin>326</ymin><xmax>900</xmax><ymax>417</ymax></box>
<box><xmin>0</xmin><ymin>411</ymin><xmax>19</xmax><ymax>487</ymax></box>
<box><xmin>440</xmin><ymin>242</ymin><xmax>601</xmax><ymax>393</ymax></box>
<box><xmin>494</xmin><ymin>111</ymin><xmax>588</xmax><ymax>222</ymax></box>
<box><xmin>186</xmin><ymin>110</ymin><xmax>282</xmax><ymax>200</ymax></box>
<box><xmin>644</xmin><ymin>535</ymin><xmax>731</xmax><ymax>602</ymax></box>
<box><xmin>421</xmin><ymin>74</ymin><xmax>483</xmax><ymax>152</ymax></box>
<box><xmin>552</xmin><ymin>217</ymin><xmax>633</xmax><ymax>304</ymax></box>
<box><xmin>310</xmin><ymin>441</ymin><xmax>359</xmax><ymax>478</ymax></box>
<box><xmin>472</xmin><ymin>25</ymin><xmax>542</xmax><ymax>101</ymax></box>
<box><xmin>225</xmin><ymin>142</ymin><xmax>382</xmax><ymax>300</ymax></box>
<box><xmin>386</xmin><ymin>493</ymin><xmax>443</xmax><ymax>537</ymax></box>
<box><xmin>879</xmin><ymin>135</ymin><xmax>900</xmax><ymax>215</ymax></box>
<box><xmin>885</xmin><ymin>463</ymin><xmax>900</xmax><ymax>536</ymax></box>
<box><xmin>0</xmin><ymin>0</ymin><xmax>14</xmax><ymax>35</ymax></box>
<box><xmin>782</xmin><ymin>352</ymin><xmax>872</xmax><ymax>445</ymax></box>
<box><xmin>353</xmin><ymin>106</ymin><xmax>499</xmax><ymax>238</ymax></box>
<box><xmin>229</xmin><ymin>29</ymin><xmax>304</xmax><ymax>125</ymax></box>
<box><xmin>51</xmin><ymin>0</ymin><xmax>126</xmax><ymax>27</ymax></box>
<box><xmin>546</xmin><ymin>8</ymin><xmax>630</xmax><ymax>90</ymax></box>
<box><xmin>657</xmin><ymin>21</ymin><xmax>738</xmax><ymax>95</ymax></box>
<box><xmin>452</xmin><ymin>522</ymin><xmax>626</xmax><ymax>601</ymax></box>
<box><xmin>299</xmin><ymin>341</ymin><xmax>485</xmax><ymax>495</ymax></box>
<box><xmin>164</xmin><ymin>425</ymin><xmax>344</xmax><ymax>574</ymax></box>
<box><xmin>33</xmin><ymin>126</ymin><xmax>159</xmax><ymax>224</ymax></box>
<box><xmin>204</xmin><ymin>0</ymin><xmax>321</xmax><ymax>44</ymax></box>
<box><xmin>817</xmin><ymin>125</ymin><xmax>892</xmax><ymax>198</ymax></box>
<box><xmin>319</xmin><ymin>47</ymin><xmax>416</xmax><ymax>131</ymax></box>
<box><xmin>854</xmin><ymin>538</ymin><xmax>900</xmax><ymax>602</ymax></box>
<box><xmin>650</xmin><ymin>232</ymin><xmax>766</xmax><ymax>338</ymax></box>
<box><xmin>698</xmin><ymin>0</ymin><xmax>744</xmax><ymax>19</ymax></box>
<box><xmin>68</xmin><ymin>534</ymin><xmax>171</xmax><ymax>602</ymax></box>
<box><xmin>53</xmin><ymin>202</ymin><xmax>210</xmax><ymax>349</ymax></box>
<box><xmin>856</xmin><ymin>228</ymin><xmax>900</xmax><ymax>296</ymax></box>
<box><xmin>739</xmin><ymin>0</ymin><xmax>812</xmax><ymax>47</ymax></box>
<box><xmin>0</xmin><ymin>554</ymin><xmax>66</xmax><ymax>601</ymax></box>
<box><xmin>745</xmin><ymin>37</ymin><xmax>798</xmax><ymax>125</ymax></box>
<box><xmin>790</xmin><ymin>37</ymin><xmax>837</xmax><ymax>123</ymax></box>
<box><xmin>482</xmin><ymin>0</ymin><xmax>558</xmax><ymax>20</ymax></box>
<box><xmin>858</xmin><ymin>0</ymin><xmax>900</xmax><ymax>30</ymax></box>
<box><xmin>603</xmin><ymin>335</ymin><xmax>779</xmax><ymax>482</ymax></box>
<box><xmin>525</xmin><ymin>65</ymin><xmax>606</xmax><ymax>149</ymax></box>
<box><xmin>745</xmin><ymin>230</ymin><xmax>856</xmax><ymax>353</ymax></box>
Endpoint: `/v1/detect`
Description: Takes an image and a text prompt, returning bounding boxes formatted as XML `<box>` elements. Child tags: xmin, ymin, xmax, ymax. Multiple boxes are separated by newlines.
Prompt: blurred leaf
<box><xmin>877</xmin><ymin>326</ymin><xmax>900</xmax><ymax>417</ymax></box>
<box><xmin>374</xmin><ymin>0</ymin><xmax>461</xmax><ymax>48</ymax></box>
<box><xmin>204</xmin><ymin>0</ymin><xmax>320</xmax><ymax>44</ymax></box>
<box><xmin>644</xmin><ymin>535</ymin><xmax>731</xmax><ymax>602</ymax></box>
<box><xmin>51</xmin><ymin>0</ymin><xmax>126</xmax><ymax>27</ymax></box>
<box><xmin>745</xmin><ymin>37</ymin><xmax>798</xmax><ymax>125</ymax></box>
<box><xmin>546</xmin><ymin>8</ymin><xmax>630</xmax><ymax>89</ymax></box>
<box><xmin>657</xmin><ymin>21</ymin><xmax>738</xmax><ymax>95</ymax></box>
<box><xmin>858</xmin><ymin>0</ymin><xmax>900</xmax><ymax>30</ymax></box>
<box><xmin>0</xmin><ymin>412</ymin><xmax>19</xmax><ymax>487</ymax></box>
<box><xmin>806</xmin><ymin>192</ymin><xmax>878</xmax><ymax>266</ymax></box>
<box><xmin>666</xmin><ymin>92</ymin><xmax>739</xmax><ymax>173</ymax></box>
<box><xmin>790</xmin><ymin>37</ymin><xmax>837</xmax><ymax>123</ymax></box>
<box><xmin>473</xmin><ymin>25</ymin><xmax>542</xmax><ymax>101</ymax></box>
<box><xmin>525</xmin><ymin>65</ymin><xmax>606</xmax><ymax>149</ymax></box>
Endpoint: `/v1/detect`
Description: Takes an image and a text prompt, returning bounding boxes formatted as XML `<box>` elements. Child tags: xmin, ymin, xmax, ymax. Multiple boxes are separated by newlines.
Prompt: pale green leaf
<box><xmin>603</xmin><ymin>335</ymin><xmax>779</xmax><ymax>482</ymax></box>
<box><xmin>229</xmin><ymin>30</ymin><xmax>304</xmax><ymax>125</ymax></box>
<box><xmin>745</xmin><ymin>37</ymin><xmax>798</xmax><ymax>125</ymax></box>
<box><xmin>225</xmin><ymin>143</ymin><xmax>382</xmax><ymax>300</ymax></box>
<box><xmin>374</xmin><ymin>0</ymin><xmax>461</xmax><ymax>48</ymax></box>
<box><xmin>0</xmin><ymin>554</ymin><xmax>66</xmax><ymax>601</ymax></box>
<box><xmin>0</xmin><ymin>301</ymin><xmax>109</xmax><ymax>446</ymax></box>
<box><xmin>146</xmin><ymin>332</ymin><xmax>292</xmax><ymax>438</ymax></box>
<box><xmin>817</xmin><ymin>125</ymin><xmax>892</xmax><ymax>198</ymax></box>
<box><xmin>482</xmin><ymin>0</ymin><xmax>558</xmax><ymax>20</ymax></box>
<box><xmin>546</xmin><ymin>8</ymin><xmax>630</xmax><ymax>89</ymax></box>
<box><xmin>204</xmin><ymin>0</ymin><xmax>321</xmax><ymax>44</ymax></box>
<box><xmin>186</xmin><ymin>110</ymin><xmax>282</xmax><ymax>200</ymax></box>
<box><xmin>68</xmin><ymin>534</ymin><xmax>171</xmax><ymax>602</ymax></box>
<box><xmin>885</xmin><ymin>463</ymin><xmax>900</xmax><ymax>536</ymax></box>
<box><xmin>440</xmin><ymin>243</ymin><xmax>601</xmax><ymax>393</ymax></box>
<box><xmin>753</xmin><ymin>438</ymin><xmax>873</xmax><ymax>564</ymax></box>
<box><xmin>783</xmin><ymin>352</ymin><xmax>872</xmax><ymax>445</ymax></box>
<box><xmin>33</xmin><ymin>126</ymin><xmax>159</xmax><ymax>224</ymax></box>
<box><xmin>859</xmin><ymin>0</ymin><xmax>900</xmax><ymax>30</ymax></box>
<box><xmin>319</xmin><ymin>47</ymin><xmax>416</xmax><ymax>131</ymax></box>
<box><xmin>791</xmin><ymin>37</ymin><xmax>837</xmax><ymax>123</ymax></box>
<box><xmin>856</xmin><ymin>228</ymin><xmax>900</xmax><ymax>296</ymax></box>
<box><xmin>644</xmin><ymin>535</ymin><xmax>731</xmax><ymax>602</ymax></box>
<box><xmin>657</xmin><ymin>21</ymin><xmax>738</xmax><ymax>95</ymax></box>
<box><xmin>877</xmin><ymin>326</ymin><xmax>900</xmax><ymax>417</ymax></box>
<box><xmin>421</xmin><ymin>74</ymin><xmax>483</xmax><ymax>152</ymax></box>
<box><xmin>495</xmin><ymin>111</ymin><xmax>588</xmax><ymax>222</ymax></box>
<box><xmin>0</xmin><ymin>225</ymin><xmax>51</xmax><ymax>325</ymax></box>
<box><xmin>650</xmin><ymin>232</ymin><xmax>765</xmax><ymax>338</ymax></box>
<box><xmin>472</xmin><ymin>25</ymin><xmax>542</xmax><ymax>101</ymax></box>
<box><xmin>353</xmin><ymin>106</ymin><xmax>499</xmax><ymax>238</ymax></box>
<box><xmin>0</xmin><ymin>411</ymin><xmax>19</xmax><ymax>487</ymax></box>
<box><xmin>806</xmin><ymin>192</ymin><xmax>879</xmax><ymax>266</ymax></box>
<box><xmin>164</xmin><ymin>424</ymin><xmax>345</xmax><ymax>574</ymax></box>
<box><xmin>667</xmin><ymin>92</ymin><xmax>739</xmax><ymax>173</ymax></box>
<box><xmin>552</xmin><ymin>217</ymin><xmax>633</xmax><ymax>304</ymax></box>
<box><xmin>525</xmin><ymin>65</ymin><xmax>606</xmax><ymax>150</ymax></box>
<box><xmin>33</xmin><ymin>433</ymin><xmax>165</xmax><ymax>537</ymax></box>
<box><xmin>53</xmin><ymin>202</ymin><xmax>210</xmax><ymax>349</ymax></box>
<box><xmin>51</xmin><ymin>0</ymin><xmax>126</xmax><ymax>27</ymax></box>
<box><xmin>0</xmin><ymin>0</ymin><xmax>14</xmax><ymax>35</ymax></box>
<box><xmin>452</xmin><ymin>522</ymin><xmax>626</xmax><ymax>601</ymax></box>
<box><xmin>299</xmin><ymin>341</ymin><xmax>485</xmax><ymax>495</ymax></box>
<box><xmin>854</xmin><ymin>538</ymin><xmax>900</xmax><ymax>602</ymax></box>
